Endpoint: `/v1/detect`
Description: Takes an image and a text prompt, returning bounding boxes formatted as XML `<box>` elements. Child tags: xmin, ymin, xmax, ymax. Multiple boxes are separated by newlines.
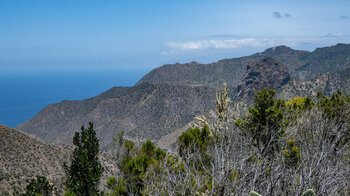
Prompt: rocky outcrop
<box><xmin>137</xmin><ymin>44</ymin><xmax>350</xmax><ymax>86</ymax></box>
<box><xmin>137</xmin><ymin>45</ymin><xmax>310</xmax><ymax>88</ymax></box>
<box><xmin>237</xmin><ymin>57</ymin><xmax>290</xmax><ymax>96</ymax></box>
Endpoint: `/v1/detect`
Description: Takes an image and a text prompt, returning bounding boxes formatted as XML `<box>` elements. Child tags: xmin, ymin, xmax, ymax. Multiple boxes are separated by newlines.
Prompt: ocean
<box><xmin>0</xmin><ymin>70</ymin><xmax>147</xmax><ymax>128</ymax></box>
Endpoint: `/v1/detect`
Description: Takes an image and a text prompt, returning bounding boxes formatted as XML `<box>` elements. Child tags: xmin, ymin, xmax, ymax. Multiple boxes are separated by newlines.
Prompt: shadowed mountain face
<box><xmin>237</xmin><ymin>57</ymin><xmax>290</xmax><ymax>96</ymax></box>
<box><xmin>16</xmin><ymin>44</ymin><xmax>350</xmax><ymax>150</ymax></box>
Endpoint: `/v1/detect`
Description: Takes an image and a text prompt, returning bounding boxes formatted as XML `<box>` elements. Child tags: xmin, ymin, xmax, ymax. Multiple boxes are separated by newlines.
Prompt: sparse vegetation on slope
<box><xmin>106</xmin><ymin>86</ymin><xmax>349</xmax><ymax>195</ymax></box>
<box><xmin>0</xmin><ymin>125</ymin><xmax>118</xmax><ymax>195</ymax></box>
<box><xmin>0</xmin><ymin>125</ymin><xmax>68</xmax><ymax>195</ymax></box>
<box><xmin>17</xmin><ymin>83</ymin><xmax>217</xmax><ymax>149</ymax></box>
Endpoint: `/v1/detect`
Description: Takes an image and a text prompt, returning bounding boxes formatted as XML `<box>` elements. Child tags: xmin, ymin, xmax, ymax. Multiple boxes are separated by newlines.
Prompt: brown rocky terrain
<box><xmin>137</xmin><ymin>45</ymin><xmax>308</xmax><ymax>88</ymax></box>
<box><xmin>0</xmin><ymin>124</ymin><xmax>67</xmax><ymax>195</ymax></box>
<box><xmin>138</xmin><ymin>44</ymin><xmax>350</xmax><ymax>86</ymax></box>
<box><xmin>0</xmin><ymin>124</ymin><xmax>118</xmax><ymax>195</ymax></box>
<box><xmin>295</xmin><ymin>43</ymin><xmax>350</xmax><ymax>80</ymax></box>
<box><xmin>16</xmin><ymin>83</ymin><xmax>218</xmax><ymax>149</ymax></box>
<box><xmin>236</xmin><ymin>57</ymin><xmax>290</xmax><ymax>96</ymax></box>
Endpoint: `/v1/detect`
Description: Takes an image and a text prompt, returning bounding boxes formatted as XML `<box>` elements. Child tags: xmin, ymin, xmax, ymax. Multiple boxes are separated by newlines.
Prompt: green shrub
<box><xmin>21</xmin><ymin>176</ymin><xmax>55</xmax><ymax>196</ymax></box>
<box><xmin>301</xmin><ymin>189</ymin><xmax>316</xmax><ymax>196</ymax></box>
<box><xmin>249</xmin><ymin>191</ymin><xmax>262</xmax><ymax>196</ymax></box>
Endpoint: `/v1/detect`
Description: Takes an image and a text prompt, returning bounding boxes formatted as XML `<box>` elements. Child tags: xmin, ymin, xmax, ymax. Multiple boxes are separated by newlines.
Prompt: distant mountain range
<box><xmin>138</xmin><ymin>44</ymin><xmax>350</xmax><ymax>86</ymax></box>
<box><xmin>16</xmin><ymin>43</ymin><xmax>350</xmax><ymax>150</ymax></box>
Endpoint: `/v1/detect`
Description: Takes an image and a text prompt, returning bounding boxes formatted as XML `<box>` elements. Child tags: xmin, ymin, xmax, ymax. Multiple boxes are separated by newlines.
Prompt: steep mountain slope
<box><xmin>236</xmin><ymin>57</ymin><xmax>290</xmax><ymax>96</ymax></box>
<box><xmin>0</xmin><ymin>124</ymin><xmax>68</xmax><ymax>195</ymax></box>
<box><xmin>16</xmin><ymin>57</ymin><xmax>296</xmax><ymax>151</ymax></box>
<box><xmin>137</xmin><ymin>45</ymin><xmax>308</xmax><ymax>88</ymax></box>
<box><xmin>233</xmin><ymin>56</ymin><xmax>349</xmax><ymax>101</ymax></box>
<box><xmin>137</xmin><ymin>44</ymin><xmax>350</xmax><ymax>87</ymax></box>
<box><xmin>295</xmin><ymin>43</ymin><xmax>350</xmax><ymax>80</ymax></box>
<box><xmin>17</xmin><ymin>83</ymin><xmax>218</xmax><ymax>148</ymax></box>
<box><xmin>136</xmin><ymin>58</ymin><xmax>251</xmax><ymax>88</ymax></box>
<box><xmin>0</xmin><ymin>124</ymin><xmax>118</xmax><ymax>195</ymax></box>
<box><xmin>278</xmin><ymin>72</ymin><xmax>350</xmax><ymax>100</ymax></box>
<box><xmin>254</xmin><ymin>45</ymin><xmax>309</xmax><ymax>70</ymax></box>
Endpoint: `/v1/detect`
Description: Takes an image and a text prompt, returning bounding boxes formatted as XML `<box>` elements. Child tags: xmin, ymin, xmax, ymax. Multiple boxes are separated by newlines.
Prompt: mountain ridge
<box><xmin>137</xmin><ymin>44</ymin><xmax>350</xmax><ymax>86</ymax></box>
<box><xmin>137</xmin><ymin>45</ymin><xmax>309</xmax><ymax>87</ymax></box>
<box><xmin>16</xmin><ymin>43</ymin><xmax>350</xmax><ymax>150</ymax></box>
<box><xmin>17</xmin><ymin>83</ymin><xmax>218</xmax><ymax>148</ymax></box>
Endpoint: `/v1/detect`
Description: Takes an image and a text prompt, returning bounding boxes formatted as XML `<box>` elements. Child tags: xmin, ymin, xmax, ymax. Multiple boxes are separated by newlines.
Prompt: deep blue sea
<box><xmin>0</xmin><ymin>70</ymin><xmax>147</xmax><ymax>127</ymax></box>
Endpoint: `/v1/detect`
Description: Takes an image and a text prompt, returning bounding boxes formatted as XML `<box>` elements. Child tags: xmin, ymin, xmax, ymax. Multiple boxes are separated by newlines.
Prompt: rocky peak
<box><xmin>263</xmin><ymin>45</ymin><xmax>294</xmax><ymax>53</ymax></box>
<box><xmin>237</xmin><ymin>57</ymin><xmax>291</xmax><ymax>96</ymax></box>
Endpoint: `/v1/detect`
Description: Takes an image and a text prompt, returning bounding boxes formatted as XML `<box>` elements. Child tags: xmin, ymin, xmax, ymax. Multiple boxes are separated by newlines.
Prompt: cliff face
<box><xmin>237</xmin><ymin>57</ymin><xmax>290</xmax><ymax>96</ymax></box>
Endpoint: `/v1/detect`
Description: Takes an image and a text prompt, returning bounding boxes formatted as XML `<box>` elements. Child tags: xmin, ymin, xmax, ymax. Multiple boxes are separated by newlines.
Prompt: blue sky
<box><xmin>1</xmin><ymin>0</ymin><xmax>350</xmax><ymax>72</ymax></box>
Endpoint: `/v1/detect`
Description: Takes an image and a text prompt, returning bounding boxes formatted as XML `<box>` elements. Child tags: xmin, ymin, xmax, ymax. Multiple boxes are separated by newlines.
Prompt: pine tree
<box><xmin>64</xmin><ymin>122</ymin><xmax>104</xmax><ymax>196</ymax></box>
<box><xmin>243</xmin><ymin>88</ymin><xmax>288</xmax><ymax>156</ymax></box>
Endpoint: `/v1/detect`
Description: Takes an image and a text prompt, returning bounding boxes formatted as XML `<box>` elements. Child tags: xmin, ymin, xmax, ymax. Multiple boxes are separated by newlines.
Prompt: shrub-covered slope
<box><xmin>17</xmin><ymin>83</ymin><xmax>218</xmax><ymax>148</ymax></box>
<box><xmin>0</xmin><ymin>124</ymin><xmax>68</xmax><ymax>195</ymax></box>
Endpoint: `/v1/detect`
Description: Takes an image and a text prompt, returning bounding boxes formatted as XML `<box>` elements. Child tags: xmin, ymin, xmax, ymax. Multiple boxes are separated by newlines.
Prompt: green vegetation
<box><xmin>106</xmin><ymin>133</ymin><xmax>166</xmax><ymax>195</ymax></box>
<box><xmin>21</xmin><ymin>176</ymin><xmax>55</xmax><ymax>196</ymax></box>
<box><xmin>301</xmin><ymin>189</ymin><xmax>316</xmax><ymax>196</ymax></box>
<box><xmin>16</xmin><ymin>85</ymin><xmax>349</xmax><ymax>195</ymax></box>
<box><xmin>178</xmin><ymin>125</ymin><xmax>211</xmax><ymax>157</ymax></box>
<box><xmin>105</xmin><ymin>86</ymin><xmax>349</xmax><ymax>195</ymax></box>
<box><xmin>63</xmin><ymin>122</ymin><xmax>104</xmax><ymax>196</ymax></box>
<box><xmin>249</xmin><ymin>191</ymin><xmax>262</xmax><ymax>196</ymax></box>
<box><xmin>240</xmin><ymin>88</ymin><xmax>289</xmax><ymax>156</ymax></box>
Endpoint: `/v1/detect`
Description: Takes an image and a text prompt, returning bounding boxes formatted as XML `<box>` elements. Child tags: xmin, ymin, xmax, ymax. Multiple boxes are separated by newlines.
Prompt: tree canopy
<box><xmin>63</xmin><ymin>122</ymin><xmax>104</xmax><ymax>196</ymax></box>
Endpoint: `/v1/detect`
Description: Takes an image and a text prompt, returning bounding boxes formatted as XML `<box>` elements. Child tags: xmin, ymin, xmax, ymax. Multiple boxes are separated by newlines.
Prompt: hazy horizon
<box><xmin>1</xmin><ymin>0</ymin><xmax>350</xmax><ymax>73</ymax></box>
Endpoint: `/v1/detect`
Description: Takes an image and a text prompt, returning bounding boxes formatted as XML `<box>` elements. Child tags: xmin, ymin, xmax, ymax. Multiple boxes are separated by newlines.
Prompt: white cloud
<box><xmin>165</xmin><ymin>38</ymin><xmax>266</xmax><ymax>51</ymax></box>
<box><xmin>161</xmin><ymin>38</ymin><xmax>269</xmax><ymax>55</ymax></box>
<box><xmin>161</xmin><ymin>36</ymin><xmax>350</xmax><ymax>55</ymax></box>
